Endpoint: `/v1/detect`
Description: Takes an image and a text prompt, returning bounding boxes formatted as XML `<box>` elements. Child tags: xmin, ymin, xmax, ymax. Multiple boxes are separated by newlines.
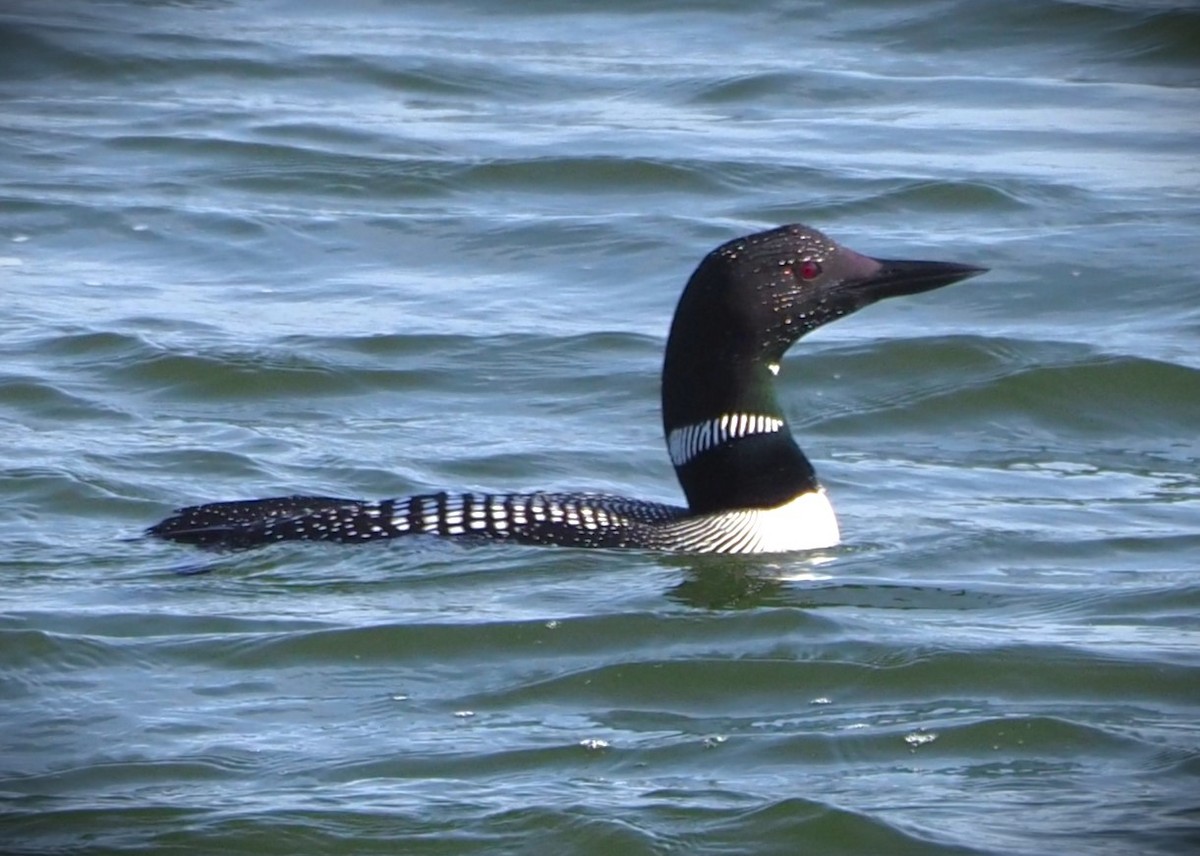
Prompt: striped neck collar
<box><xmin>666</xmin><ymin>412</ymin><xmax>786</xmax><ymax>467</ymax></box>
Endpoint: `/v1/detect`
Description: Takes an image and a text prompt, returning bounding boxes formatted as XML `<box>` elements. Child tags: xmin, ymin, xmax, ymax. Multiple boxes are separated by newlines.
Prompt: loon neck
<box><xmin>661</xmin><ymin>348</ymin><xmax>818</xmax><ymax>515</ymax></box>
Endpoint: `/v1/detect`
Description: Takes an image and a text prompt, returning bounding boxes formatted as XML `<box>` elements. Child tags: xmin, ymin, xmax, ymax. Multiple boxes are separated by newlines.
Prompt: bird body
<box><xmin>149</xmin><ymin>224</ymin><xmax>984</xmax><ymax>553</ymax></box>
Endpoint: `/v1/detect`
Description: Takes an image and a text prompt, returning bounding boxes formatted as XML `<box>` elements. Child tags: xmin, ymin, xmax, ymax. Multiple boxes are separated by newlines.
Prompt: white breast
<box><xmin>743</xmin><ymin>488</ymin><xmax>840</xmax><ymax>553</ymax></box>
<box><xmin>660</xmin><ymin>488</ymin><xmax>840</xmax><ymax>554</ymax></box>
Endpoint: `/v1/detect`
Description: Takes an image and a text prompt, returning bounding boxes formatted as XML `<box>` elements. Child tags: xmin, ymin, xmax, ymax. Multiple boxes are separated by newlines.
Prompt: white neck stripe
<box><xmin>667</xmin><ymin>412</ymin><xmax>785</xmax><ymax>467</ymax></box>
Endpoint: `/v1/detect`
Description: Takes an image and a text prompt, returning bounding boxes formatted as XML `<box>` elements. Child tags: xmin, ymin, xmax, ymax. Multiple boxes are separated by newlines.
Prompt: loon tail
<box><xmin>147</xmin><ymin>495</ymin><xmax>370</xmax><ymax>549</ymax></box>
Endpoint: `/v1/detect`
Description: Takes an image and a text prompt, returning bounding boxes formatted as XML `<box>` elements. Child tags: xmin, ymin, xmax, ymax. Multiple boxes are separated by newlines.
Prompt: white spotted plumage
<box><xmin>183</xmin><ymin>486</ymin><xmax>838</xmax><ymax>554</ymax></box>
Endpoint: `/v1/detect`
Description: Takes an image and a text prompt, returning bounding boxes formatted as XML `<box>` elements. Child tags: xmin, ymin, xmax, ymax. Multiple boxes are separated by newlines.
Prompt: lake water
<box><xmin>2</xmin><ymin>1</ymin><xmax>1199</xmax><ymax>853</ymax></box>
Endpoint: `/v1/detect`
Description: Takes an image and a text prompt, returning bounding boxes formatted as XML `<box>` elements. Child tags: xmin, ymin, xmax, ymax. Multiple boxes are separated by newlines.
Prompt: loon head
<box><xmin>665</xmin><ymin>223</ymin><xmax>986</xmax><ymax>381</ymax></box>
<box><xmin>662</xmin><ymin>223</ymin><xmax>986</xmax><ymax>514</ymax></box>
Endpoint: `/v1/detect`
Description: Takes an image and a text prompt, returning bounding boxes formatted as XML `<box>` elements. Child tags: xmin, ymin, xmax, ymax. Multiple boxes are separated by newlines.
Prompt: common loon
<box><xmin>149</xmin><ymin>224</ymin><xmax>985</xmax><ymax>553</ymax></box>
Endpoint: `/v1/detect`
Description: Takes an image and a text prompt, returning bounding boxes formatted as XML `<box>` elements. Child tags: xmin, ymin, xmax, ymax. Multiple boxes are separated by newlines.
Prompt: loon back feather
<box><xmin>148</xmin><ymin>224</ymin><xmax>985</xmax><ymax>553</ymax></box>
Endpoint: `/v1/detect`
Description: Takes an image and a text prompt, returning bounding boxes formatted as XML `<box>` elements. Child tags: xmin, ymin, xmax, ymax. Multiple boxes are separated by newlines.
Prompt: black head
<box><xmin>662</xmin><ymin>223</ymin><xmax>986</xmax><ymax>428</ymax></box>
<box><xmin>669</xmin><ymin>223</ymin><xmax>986</xmax><ymax>366</ymax></box>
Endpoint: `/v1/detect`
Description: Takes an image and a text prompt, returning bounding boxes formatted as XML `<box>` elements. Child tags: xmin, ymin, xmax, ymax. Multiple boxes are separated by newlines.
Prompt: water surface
<box><xmin>2</xmin><ymin>1</ymin><xmax>1198</xmax><ymax>853</ymax></box>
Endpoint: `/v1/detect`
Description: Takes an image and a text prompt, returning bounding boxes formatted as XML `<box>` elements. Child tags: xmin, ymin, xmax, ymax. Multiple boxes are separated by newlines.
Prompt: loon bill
<box><xmin>149</xmin><ymin>223</ymin><xmax>985</xmax><ymax>553</ymax></box>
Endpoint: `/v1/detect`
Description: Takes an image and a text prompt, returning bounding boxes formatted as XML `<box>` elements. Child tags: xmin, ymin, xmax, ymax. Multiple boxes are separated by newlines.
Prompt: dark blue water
<box><xmin>2</xmin><ymin>1</ymin><xmax>1198</xmax><ymax>853</ymax></box>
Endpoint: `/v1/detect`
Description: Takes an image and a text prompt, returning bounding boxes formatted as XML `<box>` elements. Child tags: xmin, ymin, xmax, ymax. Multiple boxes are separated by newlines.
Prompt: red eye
<box><xmin>798</xmin><ymin>260</ymin><xmax>822</xmax><ymax>280</ymax></box>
